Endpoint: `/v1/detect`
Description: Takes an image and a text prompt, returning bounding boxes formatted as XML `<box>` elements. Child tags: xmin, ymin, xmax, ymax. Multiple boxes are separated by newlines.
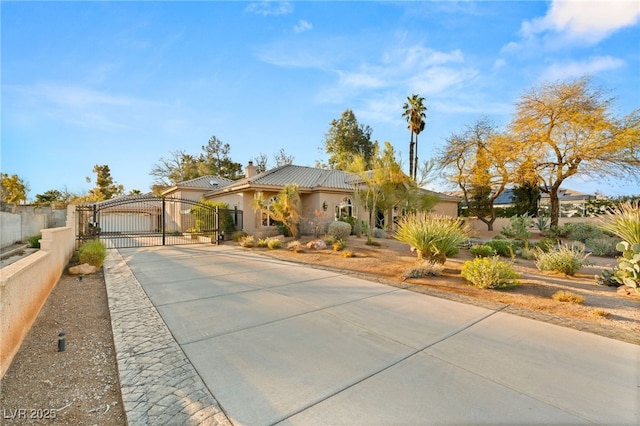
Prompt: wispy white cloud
<box><xmin>540</xmin><ymin>56</ymin><xmax>626</xmax><ymax>81</ymax></box>
<box><xmin>293</xmin><ymin>19</ymin><xmax>312</xmax><ymax>33</ymax></box>
<box><xmin>521</xmin><ymin>0</ymin><xmax>640</xmax><ymax>44</ymax></box>
<box><xmin>245</xmin><ymin>1</ymin><xmax>293</xmax><ymax>17</ymax></box>
<box><xmin>5</xmin><ymin>82</ymin><xmax>167</xmax><ymax>130</ymax></box>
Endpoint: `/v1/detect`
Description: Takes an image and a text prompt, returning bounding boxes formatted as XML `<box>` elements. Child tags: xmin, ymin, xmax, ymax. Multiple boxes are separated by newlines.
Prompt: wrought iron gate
<box><xmin>75</xmin><ymin>196</ymin><xmax>243</xmax><ymax>248</ymax></box>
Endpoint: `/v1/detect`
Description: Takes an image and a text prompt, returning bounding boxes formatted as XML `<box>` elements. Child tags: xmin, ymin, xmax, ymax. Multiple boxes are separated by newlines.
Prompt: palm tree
<box><xmin>402</xmin><ymin>94</ymin><xmax>427</xmax><ymax>181</ymax></box>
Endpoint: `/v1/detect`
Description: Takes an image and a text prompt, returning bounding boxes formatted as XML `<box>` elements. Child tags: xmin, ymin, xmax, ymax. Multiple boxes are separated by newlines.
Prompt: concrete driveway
<box><xmin>105</xmin><ymin>244</ymin><xmax>639</xmax><ymax>426</ymax></box>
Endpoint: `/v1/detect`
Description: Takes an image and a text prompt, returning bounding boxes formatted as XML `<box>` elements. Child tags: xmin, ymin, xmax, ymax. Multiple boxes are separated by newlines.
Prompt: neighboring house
<box><xmin>492</xmin><ymin>187</ymin><xmax>596</xmax><ymax>217</ymax></box>
<box><xmin>163</xmin><ymin>162</ymin><xmax>460</xmax><ymax>236</ymax></box>
<box><xmin>161</xmin><ymin>175</ymin><xmax>235</xmax><ymax>201</ymax></box>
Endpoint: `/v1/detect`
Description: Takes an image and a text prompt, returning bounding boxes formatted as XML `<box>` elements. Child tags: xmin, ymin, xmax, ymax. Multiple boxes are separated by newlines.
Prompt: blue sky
<box><xmin>2</xmin><ymin>1</ymin><xmax>639</xmax><ymax>199</ymax></box>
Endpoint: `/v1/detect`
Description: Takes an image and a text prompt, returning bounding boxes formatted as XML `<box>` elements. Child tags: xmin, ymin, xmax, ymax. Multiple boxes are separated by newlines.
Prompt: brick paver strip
<box><xmin>103</xmin><ymin>249</ymin><xmax>232</xmax><ymax>426</ymax></box>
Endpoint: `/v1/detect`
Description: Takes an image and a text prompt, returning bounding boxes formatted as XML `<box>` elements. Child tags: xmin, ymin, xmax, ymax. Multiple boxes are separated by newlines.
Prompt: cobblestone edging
<box><xmin>103</xmin><ymin>250</ymin><xmax>231</xmax><ymax>426</ymax></box>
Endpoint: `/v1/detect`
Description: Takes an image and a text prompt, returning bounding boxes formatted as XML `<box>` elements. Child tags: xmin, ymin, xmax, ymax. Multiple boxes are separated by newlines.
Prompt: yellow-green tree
<box><xmin>439</xmin><ymin>118</ymin><xmax>511</xmax><ymax>231</ymax></box>
<box><xmin>509</xmin><ymin>77</ymin><xmax>640</xmax><ymax>227</ymax></box>
<box><xmin>353</xmin><ymin>142</ymin><xmax>437</xmax><ymax>231</ymax></box>
<box><xmin>253</xmin><ymin>184</ymin><xmax>301</xmax><ymax>239</ymax></box>
<box><xmin>1</xmin><ymin>173</ymin><xmax>29</xmax><ymax>204</ymax></box>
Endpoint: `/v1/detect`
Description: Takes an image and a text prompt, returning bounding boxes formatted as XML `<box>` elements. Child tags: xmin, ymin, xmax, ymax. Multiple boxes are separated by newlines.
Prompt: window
<box><xmin>336</xmin><ymin>197</ymin><xmax>353</xmax><ymax>219</ymax></box>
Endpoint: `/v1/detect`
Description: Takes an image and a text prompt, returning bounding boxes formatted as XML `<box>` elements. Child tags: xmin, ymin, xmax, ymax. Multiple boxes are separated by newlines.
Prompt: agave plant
<box><xmin>395</xmin><ymin>213</ymin><xmax>472</xmax><ymax>263</ymax></box>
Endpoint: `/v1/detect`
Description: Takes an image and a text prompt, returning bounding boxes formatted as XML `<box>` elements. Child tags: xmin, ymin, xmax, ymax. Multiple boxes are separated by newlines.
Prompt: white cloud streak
<box><xmin>5</xmin><ymin>83</ymin><xmax>167</xmax><ymax>130</ymax></box>
<box><xmin>293</xmin><ymin>19</ymin><xmax>312</xmax><ymax>33</ymax></box>
<box><xmin>522</xmin><ymin>0</ymin><xmax>640</xmax><ymax>44</ymax></box>
<box><xmin>245</xmin><ymin>1</ymin><xmax>293</xmax><ymax>17</ymax></box>
<box><xmin>540</xmin><ymin>56</ymin><xmax>626</xmax><ymax>81</ymax></box>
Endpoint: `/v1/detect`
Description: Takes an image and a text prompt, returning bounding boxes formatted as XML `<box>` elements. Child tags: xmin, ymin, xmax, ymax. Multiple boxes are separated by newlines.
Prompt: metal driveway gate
<box><xmin>76</xmin><ymin>196</ymin><xmax>243</xmax><ymax>248</ymax></box>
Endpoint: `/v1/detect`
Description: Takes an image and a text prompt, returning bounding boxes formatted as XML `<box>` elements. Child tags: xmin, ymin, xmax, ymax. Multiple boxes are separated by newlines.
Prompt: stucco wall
<box><xmin>466</xmin><ymin>215</ymin><xmax>606</xmax><ymax>236</ymax></box>
<box><xmin>0</xmin><ymin>226</ymin><xmax>76</xmax><ymax>378</ymax></box>
<box><xmin>0</xmin><ymin>211</ymin><xmax>49</xmax><ymax>248</ymax></box>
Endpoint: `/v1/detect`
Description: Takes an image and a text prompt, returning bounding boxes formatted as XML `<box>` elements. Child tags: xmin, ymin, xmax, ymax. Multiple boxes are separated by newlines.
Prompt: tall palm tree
<box><xmin>402</xmin><ymin>94</ymin><xmax>427</xmax><ymax>181</ymax></box>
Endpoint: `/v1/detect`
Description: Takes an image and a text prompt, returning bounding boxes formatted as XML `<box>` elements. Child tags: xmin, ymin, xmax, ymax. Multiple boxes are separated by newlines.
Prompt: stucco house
<box><xmin>163</xmin><ymin>162</ymin><xmax>460</xmax><ymax>236</ymax></box>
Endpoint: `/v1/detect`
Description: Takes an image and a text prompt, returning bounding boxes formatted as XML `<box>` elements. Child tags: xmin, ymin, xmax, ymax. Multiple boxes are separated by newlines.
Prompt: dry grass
<box><xmin>552</xmin><ymin>290</ymin><xmax>585</xmax><ymax>304</ymax></box>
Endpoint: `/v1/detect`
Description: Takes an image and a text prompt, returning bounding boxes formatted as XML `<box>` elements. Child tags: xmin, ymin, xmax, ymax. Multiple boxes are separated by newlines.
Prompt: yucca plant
<box><xmin>395</xmin><ymin>213</ymin><xmax>472</xmax><ymax>263</ymax></box>
<box><xmin>599</xmin><ymin>201</ymin><xmax>640</xmax><ymax>245</ymax></box>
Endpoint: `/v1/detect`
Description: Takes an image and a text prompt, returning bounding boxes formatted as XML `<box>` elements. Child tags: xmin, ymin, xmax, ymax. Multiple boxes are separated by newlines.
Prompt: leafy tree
<box><xmin>512</xmin><ymin>183</ymin><xmax>541</xmax><ymax>217</ymax></box>
<box><xmin>402</xmin><ymin>94</ymin><xmax>427</xmax><ymax>181</ymax></box>
<box><xmin>1</xmin><ymin>173</ymin><xmax>29</xmax><ymax>204</ymax></box>
<box><xmin>150</xmin><ymin>149</ymin><xmax>201</xmax><ymax>186</ymax></box>
<box><xmin>439</xmin><ymin>118</ymin><xmax>511</xmax><ymax>231</ymax></box>
<box><xmin>323</xmin><ymin>109</ymin><xmax>377</xmax><ymax>171</ymax></box>
<box><xmin>353</xmin><ymin>142</ymin><xmax>437</xmax><ymax>231</ymax></box>
<box><xmin>34</xmin><ymin>189</ymin><xmax>65</xmax><ymax>207</ymax></box>
<box><xmin>199</xmin><ymin>136</ymin><xmax>243</xmax><ymax>180</ymax></box>
<box><xmin>508</xmin><ymin>76</ymin><xmax>640</xmax><ymax>227</ymax></box>
<box><xmin>253</xmin><ymin>184</ymin><xmax>302</xmax><ymax>239</ymax></box>
<box><xmin>87</xmin><ymin>164</ymin><xmax>124</xmax><ymax>201</ymax></box>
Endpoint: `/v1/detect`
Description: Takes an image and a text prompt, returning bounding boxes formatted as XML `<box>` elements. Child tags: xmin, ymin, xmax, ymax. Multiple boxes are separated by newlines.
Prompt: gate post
<box><xmin>162</xmin><ymin>197</ymin><xmax>166</xmax><ymax>246</ymax></box>
<box><xmin>215</xmin><ymin>206</ymin><xmax>220</xmax><ymax>245</ymax></box>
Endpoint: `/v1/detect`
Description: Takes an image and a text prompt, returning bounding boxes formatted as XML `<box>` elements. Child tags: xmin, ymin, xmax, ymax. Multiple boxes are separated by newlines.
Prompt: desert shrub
<box><xmin>534</xmin><ymin>245</ymin><xmax>590</xmax><ymax>276</ymax></box>
<box><xmin>564</xmin><ymin>223</ymin><xmax>604</xmax><ymax>243</ymax></box>
<box><xmin>592</xmin><ymin>309</ymin><xmax>611</xmax><ymax>318</ymax></box>
<box><xmin>395</xmin><ymin>213</ymin><xmax>472</xmax><ymax>264</ymax></box>
<box><xmin>402</xmin><ymin>261</ymin><xmax>444</xmax><ymax>279</ymax></box>
<box><xmin>232</xmin><ymin>231</ymin><xmax>248</xmax><ymax>242</ymax></box>
<box><xmin>27</xmin><ymin>234</ymin><xmax>41</xmax><ymax>248</ymax></box>
<box><xmin>545</xmin><ymin>225</ymin><xmax>571</xmax><ymax>240</ymax></box>
<box><xmin>256</xmin><ymin>238</ymin><xmax>268</xmax><ymax>248</ymax></box>
<box><xmin>78</xmin><ymin>239</ymin><xmax>106</xmax><ymax>268</ymax></box>
<box><xmin>341</xmin><ymin>250</ymin><xmax>355</xmax><ymax>258</ymax></box>
<box><xmin>469</xmin><ymin>244</ymin><xmax>495</xmax><ymax>258</ymax></box>
<box><xmin>519</xmin><ymin>247</ymin><xmax>537</xmax><ymax>260</ymax></box>
<box><xmin>267</xmin><ymin>238</ymin><xmax>282</xmax><ymax>249</ymax></box>
<box><xmin>485</xmin><ymin>240</ymin><xmax>517</xmax><ymax>257</ymax></box>
<box><xmin>373</xmin><ymin>228</ymin><xmax>386</xmax><ymax>239</ymax></box>
<box><xmin>585</xmin><ymin>237</ymin><xmax>618</xmax><ymax>257</ymax></box>
<box><xmin>239</xmin><ymin>235</ymin><xmax>255</xmax><ymax>248</ymax></box>
<box><xmin>498</xmin><ymin>214</ymin><xmax>533</xmax><ymax>241</ymax></box>
<box><xmin>461</xmin><ymin>256</ymin><xmax>519</xmax><ymax>289</ymax></box>
<box><xmin>327</xmin><ymin>221</ymin><xmax>351</xmax><ymax>241</ymax></box>
<box><xmin>322</xmin><ymin>235</ymin><xmax>336</xmax><ymax>245</ymax></box>
<box><xmin>599</xmin><ymin>201</ymin><xmax>640</xmax><ymax>245</ymax></box>
<box><xmin>551</xmin><ymin>290</ymin><xmax>584</xmax><ymax>304</ymax></box>
<box><xmin>536</xmin><ymin>238</ymin><xmax>557</xmax><ymax>253</ymax></box>
<box><xmin>332</xmin><ymin>240</ymin><xmax>345</xmax><ymax>251</ymax></box>
<box><xmin>339</xmin><ymin>216</ymin><xmax>357</xmax><ymax>235</ymax></box>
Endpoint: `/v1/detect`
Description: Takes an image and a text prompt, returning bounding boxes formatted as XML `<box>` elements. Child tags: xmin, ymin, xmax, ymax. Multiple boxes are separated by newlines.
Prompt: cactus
<box><xmin>612</xmin><ymin>242</ymin><xmax>640</xmax><ymax>292</ymax></box>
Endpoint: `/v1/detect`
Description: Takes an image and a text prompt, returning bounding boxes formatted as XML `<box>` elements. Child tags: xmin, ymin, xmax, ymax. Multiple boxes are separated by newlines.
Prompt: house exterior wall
<box><xmin>431</xmin><ymin>200</ymin><xmax>459</xmax><ymax>217</ymax></box>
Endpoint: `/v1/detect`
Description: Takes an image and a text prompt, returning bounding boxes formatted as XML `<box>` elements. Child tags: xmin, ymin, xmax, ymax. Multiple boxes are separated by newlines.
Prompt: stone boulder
<box><xmin>69</xmin><ymin>263</ymin><xmax>98</xmax><ymax>275</ymax></box>
<box><xmin>306</xmin><ymin>240</ymin><xmax>327</xmax><ymax>250</ymax></box>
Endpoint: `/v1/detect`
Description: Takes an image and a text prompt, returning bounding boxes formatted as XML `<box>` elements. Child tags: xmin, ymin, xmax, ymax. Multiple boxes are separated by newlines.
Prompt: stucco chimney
<box><xmin>246</xmin><ymin>161</ymin><xmax>258</xmax><ymax>178</ymax></box>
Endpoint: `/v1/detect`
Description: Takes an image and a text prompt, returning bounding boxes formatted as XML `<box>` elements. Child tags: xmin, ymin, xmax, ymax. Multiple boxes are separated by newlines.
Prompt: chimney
<box><xmin>246</xmin><ymin>161</ymin><xmax>258</xmax><ymax>178</ymax></box>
